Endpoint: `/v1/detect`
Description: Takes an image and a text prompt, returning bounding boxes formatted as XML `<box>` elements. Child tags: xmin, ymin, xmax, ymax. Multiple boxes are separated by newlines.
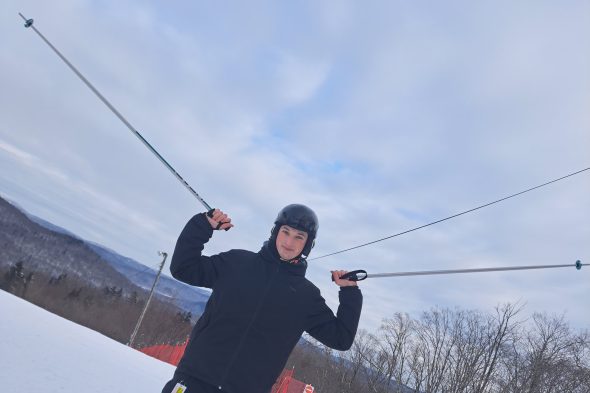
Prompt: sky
<box><xmin>1</xmin><ymin>1</ymin><xmax>589</xmax><ymax>333</ymax></box>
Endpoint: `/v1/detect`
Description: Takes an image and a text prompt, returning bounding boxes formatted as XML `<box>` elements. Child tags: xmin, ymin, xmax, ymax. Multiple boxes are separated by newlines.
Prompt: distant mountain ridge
<box><xmin>86</xmin><ymin>243</ymin><xmax>210</xmax><ymax>313</ymax></box>
<box><xmin>0</xmin><ymin>195</ymin><xmax>209</xmax><ymax>314</ymax></box>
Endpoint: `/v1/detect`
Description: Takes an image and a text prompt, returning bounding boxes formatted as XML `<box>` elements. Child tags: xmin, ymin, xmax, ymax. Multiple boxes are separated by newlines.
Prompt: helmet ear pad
<box><xmin>301</xmin><ymin>238</ymin><xmax>315</xmax><ymax>259</ymax></box>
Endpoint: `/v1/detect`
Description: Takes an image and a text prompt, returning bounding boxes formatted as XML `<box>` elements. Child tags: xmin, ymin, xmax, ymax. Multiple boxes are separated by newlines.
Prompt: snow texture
<box><xmin>0</xmin><ymin>290</ymin><xmax>175</xmax><ymax>392</ymax></box>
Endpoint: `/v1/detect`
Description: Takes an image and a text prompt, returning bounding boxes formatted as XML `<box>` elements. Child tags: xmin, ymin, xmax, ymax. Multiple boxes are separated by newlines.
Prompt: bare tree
<box><xmin>377</xmin><ymin>312</ymin><xmax>415</xmax><ymax>392</ymax></box>
<box><xmin>413</xmin><ymin>307</ymin><xmax>459</xmax><ymax>392</ymax></box>
<box><xmin>497</xmin><ymin>312</ymin><xmax>590</xmax><ymax>393</ymax></box>
<box><xmin>287</xmin><ymin>304</ymin><xmax>588</xmax><ymax>393</ymax></box>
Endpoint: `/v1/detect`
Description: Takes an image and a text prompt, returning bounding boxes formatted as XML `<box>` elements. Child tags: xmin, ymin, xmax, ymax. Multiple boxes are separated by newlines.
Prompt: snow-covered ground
<box><xmin>0</xmin><ymin>290</ymin><xmax>175</xmax><ymax>392</ymax></box>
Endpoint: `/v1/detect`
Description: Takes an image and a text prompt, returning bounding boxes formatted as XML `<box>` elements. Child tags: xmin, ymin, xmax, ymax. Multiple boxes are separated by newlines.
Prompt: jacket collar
<box><xmin>259</xmin><ymin>241</ymin><xmax>307</xmax><ymax>277</ymax></box>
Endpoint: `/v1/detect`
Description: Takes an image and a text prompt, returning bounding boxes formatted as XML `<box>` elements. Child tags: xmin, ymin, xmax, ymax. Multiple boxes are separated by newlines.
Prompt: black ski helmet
<box><xmin>271</xmin><ymin>204</ymin><xmax>319</xmax><ymax>258</ymax></box>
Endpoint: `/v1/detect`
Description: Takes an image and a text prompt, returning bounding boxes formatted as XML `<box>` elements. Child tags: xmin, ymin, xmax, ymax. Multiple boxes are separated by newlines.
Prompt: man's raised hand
<box><xmin>331</xmin><ymin>270</ymin><xmax>358</xmax><ymax>287</ymax></box>
<box><xmin>206</xmin><ymin>209</ymin><xmax>234</xmax><ymax>231</ymax></box>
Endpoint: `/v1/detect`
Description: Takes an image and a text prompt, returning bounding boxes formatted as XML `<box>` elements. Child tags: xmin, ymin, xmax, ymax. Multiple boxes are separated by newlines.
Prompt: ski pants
<box><xmin>161</xmin><ymin>372</ymin><xmax>220</xmax><ymax>393</ymax></box>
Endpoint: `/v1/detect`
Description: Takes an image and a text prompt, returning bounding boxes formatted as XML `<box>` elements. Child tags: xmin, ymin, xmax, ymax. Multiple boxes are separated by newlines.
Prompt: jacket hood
<box><xmin>259</xmin><ymin>241</ymin><xmax>308</xmax><ymax>277</ymax></box>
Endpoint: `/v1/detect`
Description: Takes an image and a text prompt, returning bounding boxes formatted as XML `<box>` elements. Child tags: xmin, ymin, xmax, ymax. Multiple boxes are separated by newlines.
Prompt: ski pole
<box><xmin>18</xmin><ymin>14</ymin><xmax>228</xmax><ymax>229</ymax></box>
<box><xmin>333</xmin><ymin>260</ymin><xmax>586</xmax><ymax>281</ymax></box>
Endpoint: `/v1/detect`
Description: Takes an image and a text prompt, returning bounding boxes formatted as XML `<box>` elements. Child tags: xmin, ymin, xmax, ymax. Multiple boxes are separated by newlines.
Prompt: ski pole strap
<box><xmin>207</xmin><ymin>209</ymin><xmax>230</xmax><ymax>231</ymax></box>
<box><xmin>331</xmin><ymin>270</ymin><xmax>368</xmax><ymax>282</ymax></box>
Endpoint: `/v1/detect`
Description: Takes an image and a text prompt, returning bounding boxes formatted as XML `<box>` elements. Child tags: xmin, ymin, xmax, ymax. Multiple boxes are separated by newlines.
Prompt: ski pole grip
<box><xmin>207</xmin><ymin>209</ymin><xmax>230</xmax><ymax>231</ymax></box>
<box><xmin>331</xmin><ymin>270</ymin><xmax>368</xmax><ymax>282</ymax></box>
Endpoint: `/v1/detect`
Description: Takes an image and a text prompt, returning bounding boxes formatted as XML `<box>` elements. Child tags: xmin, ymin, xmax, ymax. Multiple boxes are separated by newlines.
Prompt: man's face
<box><xmin>275</xmin><ymin>225</ymin><xmax>309</xmax><ymax>260</ymax></box>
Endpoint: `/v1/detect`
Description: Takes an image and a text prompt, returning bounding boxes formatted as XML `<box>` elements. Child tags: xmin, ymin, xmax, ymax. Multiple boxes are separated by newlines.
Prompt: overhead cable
<box><xmin>312</xmin><ymin>167</ymin><xmax>590</xmax><ymax>260</ymax></box>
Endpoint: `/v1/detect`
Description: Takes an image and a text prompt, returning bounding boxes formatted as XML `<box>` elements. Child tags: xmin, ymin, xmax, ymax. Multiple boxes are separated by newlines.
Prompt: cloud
<box><xmin>0</xmin><ymin>140</ymin><xmax>37</xmax><ymax>166</ymax></box>
<box><xmin>2</xmin><ymin>0</ymin><xmax>589</xmax><ymax>333</ymax></box>
<box><xmin>274</xmin><ymin>53</ymin><xmax>331</xmax><ymax>105</ymax></box>
<box><xmin>0</xmin><ymin>140</ymin><xmax>70</xmax><ymax>183</ymax></box>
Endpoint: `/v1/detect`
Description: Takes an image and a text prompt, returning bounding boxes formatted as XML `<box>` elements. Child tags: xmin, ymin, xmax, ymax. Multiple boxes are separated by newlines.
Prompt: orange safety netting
<box><xmin>138</xmin><ymin>340</ymin><xmax>188</xmax><ymax>367</ymax></box>
<box><xmin>138</xmin><ymin>341</ymin><xmax>314</xmax><ymax>393</ymax></box>
<box><xmin>271</xmin><ymin>368</ymin><xmax>314</xmax><ymax>393</ymax></box>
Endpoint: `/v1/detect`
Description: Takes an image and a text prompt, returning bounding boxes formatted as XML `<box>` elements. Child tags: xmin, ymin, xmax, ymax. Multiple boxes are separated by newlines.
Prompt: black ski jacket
<box><xmin>170</xmin><ymin>213</ymin><xmax>363</xmax><ymax>393</ymax></box>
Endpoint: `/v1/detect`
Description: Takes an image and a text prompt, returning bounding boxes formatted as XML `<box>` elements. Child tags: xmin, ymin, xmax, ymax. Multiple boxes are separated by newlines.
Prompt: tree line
<box><xmin>287</xmin><ymin>303</ymin><xmax>590</xmax><ymax>393</ymax></box>
<box><xmin>1</xmin><ymin>260</ymin><xmax>193</xmax><ymax>347</ymax></box>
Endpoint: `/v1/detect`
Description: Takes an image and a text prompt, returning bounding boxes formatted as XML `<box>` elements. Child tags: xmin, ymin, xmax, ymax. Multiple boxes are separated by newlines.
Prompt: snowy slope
<box><xmin>0</xmin><ymin>290</ymin><xmax>175</xmax><ymax>392</ymax></box>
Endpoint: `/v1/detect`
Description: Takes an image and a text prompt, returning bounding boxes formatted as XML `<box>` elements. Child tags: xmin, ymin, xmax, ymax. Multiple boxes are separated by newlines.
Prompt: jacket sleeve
<box><xmin>170</xmin><ymin>213</ymin><xmax>228</xmax><ymax>289</ymax></box>
<box><xmin>304</xmin><ymin>286</ymin><xmax>363</xmax><ymax>351</ymax></box>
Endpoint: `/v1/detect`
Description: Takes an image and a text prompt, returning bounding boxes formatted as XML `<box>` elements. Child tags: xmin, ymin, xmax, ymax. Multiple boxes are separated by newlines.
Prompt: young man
<box><xmin>162</xmin><ymin>204</ymin><xmax>363</xmax><ymax>393</ymax></box>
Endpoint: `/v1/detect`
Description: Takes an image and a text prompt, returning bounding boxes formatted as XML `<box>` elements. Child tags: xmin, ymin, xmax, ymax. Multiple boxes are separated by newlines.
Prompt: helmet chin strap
<box><xmin>280</xmin><ymin>256</ymin><xmax>302</xmax><ymax>263</ymax></box>
<box><xmin>277</xmin><ymin>245</ymin><xmax>305</xmax><ymax>263</ymax></box>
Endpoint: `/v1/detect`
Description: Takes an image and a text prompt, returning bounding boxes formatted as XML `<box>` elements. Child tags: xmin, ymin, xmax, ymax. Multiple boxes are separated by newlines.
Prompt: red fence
<box><xmin>271</xmin><ymin>368</ymin><xmax>314</xmax><ymax>393</ymax></box>
<box><xmin>138</xmin><ymin>341</ymin><xmax>187</xmax><ymax>367</ymax></box>
<box><xmin>138</xmin><ymin>340</ymin><xmax>314</xmax><ymax>393</ymax></box>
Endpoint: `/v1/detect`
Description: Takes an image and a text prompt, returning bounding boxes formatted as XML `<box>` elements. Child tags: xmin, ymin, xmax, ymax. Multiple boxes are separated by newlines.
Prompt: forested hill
<box><xmin>0</xmin><ymin>195</ymin><xmax>208</xmax><ymax>346</ymax></box>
